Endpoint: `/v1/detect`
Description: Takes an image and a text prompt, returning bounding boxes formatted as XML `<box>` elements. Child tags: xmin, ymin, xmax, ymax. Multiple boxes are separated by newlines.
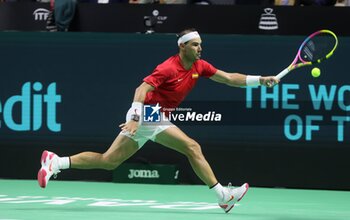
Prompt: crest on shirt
<box><xmin>192</xmin><ymin>73</ymin><xmax>199</xmax><ymax>79</ymax></box>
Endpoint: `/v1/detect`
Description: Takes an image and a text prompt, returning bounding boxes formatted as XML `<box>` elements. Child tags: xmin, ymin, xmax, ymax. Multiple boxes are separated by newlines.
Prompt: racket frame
<box><xmin>276</xmin><ymin>29</ymin><xmax>338</xmax><ymax>80</ymax></box>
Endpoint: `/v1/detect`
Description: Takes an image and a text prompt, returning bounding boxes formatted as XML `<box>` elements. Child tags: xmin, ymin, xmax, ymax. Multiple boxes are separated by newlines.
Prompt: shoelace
<box><xmin>53</xmin><ymin>170</ymin><xmax>61</xmax><ymax>179</ymax></box>
<box><xmin>220</xmin><ymin>182</ymin><xmax>234</xmax><ymax>203</ymax></box>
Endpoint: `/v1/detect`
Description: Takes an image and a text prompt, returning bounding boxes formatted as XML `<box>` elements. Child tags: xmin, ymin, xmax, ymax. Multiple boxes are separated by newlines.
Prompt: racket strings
<box><xmin>303</xmin><ymin>42</ymin><xmax>315</xmax><ymax>61</ymax></box>
<box><xmin>300</xmin><ymin>33</ymin><xmax>336</xmax><ymax>63</ymax></box>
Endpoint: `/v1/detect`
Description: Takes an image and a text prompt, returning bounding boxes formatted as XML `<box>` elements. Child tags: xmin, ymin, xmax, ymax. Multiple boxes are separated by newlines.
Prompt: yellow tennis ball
<box><xmin>311</xmin><ymin>67</ymin><xmax>321</xmax><ymax>78</ymax></box>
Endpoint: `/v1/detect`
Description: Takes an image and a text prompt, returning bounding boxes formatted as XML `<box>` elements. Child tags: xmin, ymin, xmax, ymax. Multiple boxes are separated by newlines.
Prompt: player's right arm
<box><xmin>119</xmin><ymin>82</ymin><xmax>154</xmax><ymax>135</ymax></box>
<box><xmin>133</xmin><ymin>82</ymin><xmax>155</xmax><ymax>103</ymax></box>
<box><xmin>210</xmin><ymin>70</ymin><xmax>279</xmax><ymax>87</ymax></box>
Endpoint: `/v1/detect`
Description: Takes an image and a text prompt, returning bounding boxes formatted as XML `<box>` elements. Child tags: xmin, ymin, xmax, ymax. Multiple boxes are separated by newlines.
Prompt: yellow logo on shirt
<box><xmin>192</xmin><ymin>73</ymin><xmax>199</xmax><ymax>79</ymax></box>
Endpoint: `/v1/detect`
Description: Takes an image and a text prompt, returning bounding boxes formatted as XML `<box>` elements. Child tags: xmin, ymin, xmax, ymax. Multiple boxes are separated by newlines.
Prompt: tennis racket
<box><xmin>275</xmin><ymin>29</ymin><xmax>338</xmax><ymax>80</ymax></box>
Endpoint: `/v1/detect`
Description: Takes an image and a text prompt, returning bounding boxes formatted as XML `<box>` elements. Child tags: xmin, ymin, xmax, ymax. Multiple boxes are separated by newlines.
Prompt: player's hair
<box><xmin>176</xmin><ymin>28</ymin><xmax>198</xmax><ymax>40</ymax></box>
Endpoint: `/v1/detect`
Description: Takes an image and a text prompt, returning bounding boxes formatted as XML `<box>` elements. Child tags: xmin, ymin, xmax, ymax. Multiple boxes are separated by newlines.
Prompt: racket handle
<box><xmin>275</xmin><ymin>68</ymin><xmax>290</xmax><ymax>80</ymax></box>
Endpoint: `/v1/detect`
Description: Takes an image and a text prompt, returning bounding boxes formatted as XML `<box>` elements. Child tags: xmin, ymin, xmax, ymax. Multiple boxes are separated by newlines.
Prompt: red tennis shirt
<box><xmin>143</xmin><ymin>54</ymin><xmax>217</xmax><ymax>109</ymax></box>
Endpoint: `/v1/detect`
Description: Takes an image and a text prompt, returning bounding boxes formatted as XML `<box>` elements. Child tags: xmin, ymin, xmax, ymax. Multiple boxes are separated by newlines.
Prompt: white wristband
<box><xmin>246</xmin><ymin>75</ymin><xmax>261</xmax><ymax>86</ymax></box>
<box><xmin>126</xmin><ymin>102</ymin><xmax>143</xmax><ymax>123</ymax></box>
<box><xmin>131</xmin><ymin>102</ymin><xmax>143</xmax><ymax>115</ymax></box>
<box><xmin>132</xmin><ymin>102</ymin><xmax>142</xmax><ymax>110</ymax></box>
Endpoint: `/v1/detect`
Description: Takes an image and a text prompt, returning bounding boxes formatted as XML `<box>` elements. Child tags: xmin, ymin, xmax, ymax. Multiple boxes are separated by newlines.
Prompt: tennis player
<box><xmin>38</xmin><ymin>28</ymin><xmax>279</xmax><ymax>213</ymax></box>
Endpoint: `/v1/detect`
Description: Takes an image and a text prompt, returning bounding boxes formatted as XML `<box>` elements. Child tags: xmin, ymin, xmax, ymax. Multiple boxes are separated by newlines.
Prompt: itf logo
<box><xmin>33</xmin><ymin>8</ymin><xmax>50</xmax><ymax>21</ymax></box>
<box><xmin>143</xmin><ymin>103</ymin><xmax>161</xmax><ymax>122</ymax></box>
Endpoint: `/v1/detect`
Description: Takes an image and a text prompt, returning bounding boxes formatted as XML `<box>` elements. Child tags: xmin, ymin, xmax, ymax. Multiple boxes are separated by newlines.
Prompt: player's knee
<box><xmin>184</xmin><ymin>141</ymin><xmax>203</xmax><ymax>159</ymax></box>
<box><xmin>103</xmin><ymin>161</ymin><xmax>119</xmax><ymax>171</ymax></box>
<box><xmin>102</xmin><ymin>154</ymin><xmax>121</xmax><ymax>170</ymax></box>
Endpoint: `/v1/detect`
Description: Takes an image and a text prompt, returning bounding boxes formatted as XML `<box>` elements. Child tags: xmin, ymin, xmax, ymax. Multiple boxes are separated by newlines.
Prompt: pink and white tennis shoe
<box><xmin>37</xmin><ymin>150</ymin><xmax>60</xmax><ymax>188</ymax></box>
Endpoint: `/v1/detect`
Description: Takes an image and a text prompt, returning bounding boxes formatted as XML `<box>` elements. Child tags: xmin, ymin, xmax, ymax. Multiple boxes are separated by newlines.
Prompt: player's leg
<box><xmin>70</xmin><ymin>135</ymin><xmax>139</xmax><ymax>170</ymax></box>
<box><xmin>154</xmin><ymin>126</ymin><xmax>249</xmax><ymax>213</ymax></box>
<box><xmin>37</xmin><ymin>134</ymin><xmax>139</xmax><ymax>188</ymax></box>
<box><xmin>155</xmin><ymin>126</ymin><xmax>217</xmax><ymax>187</ymax></box>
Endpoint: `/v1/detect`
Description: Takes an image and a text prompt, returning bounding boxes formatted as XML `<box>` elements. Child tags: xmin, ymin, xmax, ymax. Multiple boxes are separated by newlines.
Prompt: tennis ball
<box><xmin>311</xmin><ymin>67</ymin><xmax>321</xmax><ymax>78</ymax></box>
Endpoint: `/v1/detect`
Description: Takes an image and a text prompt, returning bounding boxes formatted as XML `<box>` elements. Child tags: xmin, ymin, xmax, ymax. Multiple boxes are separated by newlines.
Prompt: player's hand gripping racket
<box><xmin>275</xmin><ymin>29</ymin><xmax>338</xmax><ymax>81</ymax></box>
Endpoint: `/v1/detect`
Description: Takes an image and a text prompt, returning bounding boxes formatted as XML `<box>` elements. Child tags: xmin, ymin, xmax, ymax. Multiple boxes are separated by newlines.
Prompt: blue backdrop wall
<box><xmin>0</xmin><ymin>32</ymin><xmax>349</xmax><ymax>190</ymax></box>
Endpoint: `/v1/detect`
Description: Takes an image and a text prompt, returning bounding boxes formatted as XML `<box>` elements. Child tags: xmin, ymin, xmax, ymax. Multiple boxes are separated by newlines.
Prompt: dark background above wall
<box><xmin>0</xmin><ymin>3</ymin><xmax>349</xmax><ymax>35</ymax></box>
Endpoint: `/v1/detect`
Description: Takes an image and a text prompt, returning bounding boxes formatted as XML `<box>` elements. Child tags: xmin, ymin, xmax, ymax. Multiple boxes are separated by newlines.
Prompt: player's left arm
<box><xmin>209</xmin><ymin>70</ymin><xmax>279</xmax><ymax>87</ymax></box>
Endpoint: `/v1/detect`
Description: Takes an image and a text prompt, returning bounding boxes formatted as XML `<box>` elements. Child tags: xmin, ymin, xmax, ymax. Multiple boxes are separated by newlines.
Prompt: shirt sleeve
<box><xmin>198</xmin><ymin>60</ymin><xmax>217</xmax><ymax>78</ymax></box>
<box><xmin>143</xmin><ymin>65</ymin><xmax>170</xmax><ymax>89</ymax></box>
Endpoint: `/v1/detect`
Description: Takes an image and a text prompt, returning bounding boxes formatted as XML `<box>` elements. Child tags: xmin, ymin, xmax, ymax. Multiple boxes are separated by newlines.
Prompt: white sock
<box><xmin>211</xmin><ymin>183</ymin><xmax>225</xmax><ymax>201</ymax></box>
<box><xmin>57</xmin><ymin>157</ymin><xmax>70</xmax><ymax>170</ymax></box>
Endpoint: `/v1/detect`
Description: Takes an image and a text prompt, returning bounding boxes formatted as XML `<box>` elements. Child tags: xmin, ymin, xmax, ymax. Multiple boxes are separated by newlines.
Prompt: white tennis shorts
<box><xmin>120</xmin><ymin>107</ymin><xmax>175</xmax><ymax>148</ymax></box>
<box><xmin>120</xmin><ymin>123</ymin><xmax>174</xmax><ymax>148</ymax></box>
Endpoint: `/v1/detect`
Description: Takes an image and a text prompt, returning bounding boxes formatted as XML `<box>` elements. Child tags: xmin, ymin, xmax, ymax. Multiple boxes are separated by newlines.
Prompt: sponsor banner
<box><xmin>0</xmin><ymin>82</ymin><xmax>61</xmax><ymax>132</ymax></box>
<box><xmin>112</xmin><ymin>163</ymin><xmax>179</xmax><ymax>184</ymax></box>
<box><xmin>0</xmin><ymin>3</ymin><xmax>350</xmax><ymax>35</ymax></box>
